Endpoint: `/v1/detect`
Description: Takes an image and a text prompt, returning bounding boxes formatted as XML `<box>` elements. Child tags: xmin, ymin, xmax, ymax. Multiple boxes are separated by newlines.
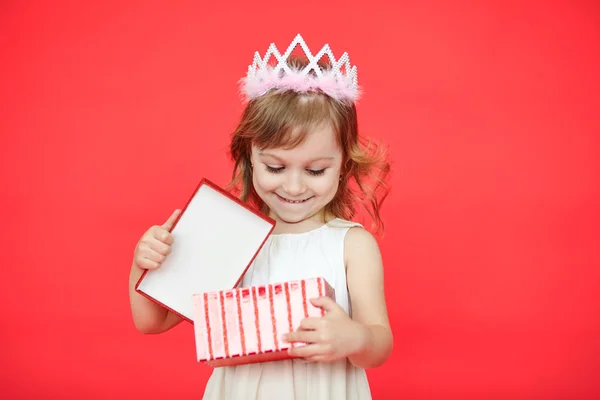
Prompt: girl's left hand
<box><xmin>282</xmin><ymin>296</ymin><xmax>368</xmax><ymax>363</ymax></box>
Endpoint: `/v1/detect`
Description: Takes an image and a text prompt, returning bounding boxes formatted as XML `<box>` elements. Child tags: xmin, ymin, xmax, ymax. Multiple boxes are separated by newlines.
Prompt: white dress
<box><xmin>202</xmin><ymin>218</ymin><xmax>372</xmax><ymax>400</ymax></box>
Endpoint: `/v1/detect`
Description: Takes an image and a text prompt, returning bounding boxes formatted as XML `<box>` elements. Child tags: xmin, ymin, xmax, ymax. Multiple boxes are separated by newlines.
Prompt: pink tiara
<box><xmin>240</xmin><ymin>34</ymin><xmax>360</xmax><ymax>103</ymax></box>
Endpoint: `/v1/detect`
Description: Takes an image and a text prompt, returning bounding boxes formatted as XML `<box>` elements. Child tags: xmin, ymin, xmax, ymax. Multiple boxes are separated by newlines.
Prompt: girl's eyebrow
<box><xmin>258</xmin><ymin>152</ymin><xmax>335</xmax><ymax>162</ymax></box>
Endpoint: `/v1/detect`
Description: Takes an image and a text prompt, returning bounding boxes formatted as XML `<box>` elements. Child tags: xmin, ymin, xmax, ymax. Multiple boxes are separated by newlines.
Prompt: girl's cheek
<box><xmin>315</xmin><ymin>176</ymin><xmax>340</xmax><ymax>194</ymax></box>
<box><xmin>254</xmin><ymin>170</ymin><xmax>280</xmax><ymax>191</ymax></box>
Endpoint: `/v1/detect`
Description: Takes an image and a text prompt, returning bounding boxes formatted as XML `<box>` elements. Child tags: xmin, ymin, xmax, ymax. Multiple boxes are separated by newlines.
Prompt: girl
<box><xmin>128</xmin><ymin>34</ymin><xmax>393</xmax><ymax>399</ymax></box>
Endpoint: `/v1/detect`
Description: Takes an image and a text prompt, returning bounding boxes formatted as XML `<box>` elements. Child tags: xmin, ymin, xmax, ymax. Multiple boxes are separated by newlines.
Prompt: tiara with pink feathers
<box><xmin>239</xmin><ymin>34</ymin><xmax>360</xmax><ymax>103</ymax></box>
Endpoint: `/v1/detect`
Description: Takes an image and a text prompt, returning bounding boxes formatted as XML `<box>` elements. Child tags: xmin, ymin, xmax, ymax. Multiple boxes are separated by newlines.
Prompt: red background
<box><xmin>1</xmin><ymin>1</ymin><xmax>599</xmax><ymax>399</ymax></box>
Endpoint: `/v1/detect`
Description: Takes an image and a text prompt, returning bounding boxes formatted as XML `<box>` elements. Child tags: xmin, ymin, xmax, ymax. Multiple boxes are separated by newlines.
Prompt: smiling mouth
<box><xmin>277</xmin><ymin>194</ymin><xmax>313</xmax><ymax>204</ymax></box>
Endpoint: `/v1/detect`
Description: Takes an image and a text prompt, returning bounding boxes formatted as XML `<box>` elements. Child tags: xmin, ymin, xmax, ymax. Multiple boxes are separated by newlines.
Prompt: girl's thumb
<box><xmin>162</xmin><ymin>209</ymin><xmax>182</xmax><ymax>231</ymax></box>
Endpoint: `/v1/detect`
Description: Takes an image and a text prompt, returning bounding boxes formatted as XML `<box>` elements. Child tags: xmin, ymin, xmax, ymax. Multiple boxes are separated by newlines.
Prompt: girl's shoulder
<box><xmin>342</xmin><ymin>220</ymin><xmax>382</xmax><ymax>270</ymax></box>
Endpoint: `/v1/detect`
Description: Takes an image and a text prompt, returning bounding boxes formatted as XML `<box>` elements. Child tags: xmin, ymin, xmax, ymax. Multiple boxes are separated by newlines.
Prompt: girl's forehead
<box><xmin>255</xmin><ymin>124</ymin><xmax>341</xmax><ymax>157</ymax></box>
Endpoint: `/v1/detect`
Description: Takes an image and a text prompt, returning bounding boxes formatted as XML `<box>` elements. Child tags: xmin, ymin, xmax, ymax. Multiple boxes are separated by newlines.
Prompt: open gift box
<box><xmin>135</xmin><ymin>179</ymin><xmax>333</xmax><ymax>367</ymax></box>
<box><xmin>193</xmin><ymin>276</ymin><xmax>335</xmax><ymax>367</ymax></box>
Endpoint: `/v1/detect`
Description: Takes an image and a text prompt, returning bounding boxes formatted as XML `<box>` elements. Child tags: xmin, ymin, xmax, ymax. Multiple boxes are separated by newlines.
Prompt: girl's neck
<box><xmin>270</xmin><ymin>210</ymin><xmax>336</xmax><ymax>235</ymax></box>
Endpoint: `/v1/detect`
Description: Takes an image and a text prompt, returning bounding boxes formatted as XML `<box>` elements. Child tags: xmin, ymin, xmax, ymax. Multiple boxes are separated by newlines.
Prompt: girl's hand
<box><xmin>282</xmin><ymin>296</ymin><xmax>369</xmax><ymax>363</ymax></box>
<box><xmin>133</xmin><ymin>209</ymin><xmax>181</xmax><ymax>270</ymax></box>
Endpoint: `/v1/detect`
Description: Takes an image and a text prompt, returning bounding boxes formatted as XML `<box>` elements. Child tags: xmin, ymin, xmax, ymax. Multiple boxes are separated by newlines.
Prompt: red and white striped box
<box><xmin>192</xmin><ymin>277</ymin><xmax>335</xmax><ymax>367</ymax></box>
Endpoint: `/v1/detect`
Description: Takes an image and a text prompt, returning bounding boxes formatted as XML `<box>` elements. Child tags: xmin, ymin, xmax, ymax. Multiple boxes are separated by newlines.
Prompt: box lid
<box><xmin>135</xmin><ymin>178</ymin><xmax>275</xmax><ymax>322</ymax></box>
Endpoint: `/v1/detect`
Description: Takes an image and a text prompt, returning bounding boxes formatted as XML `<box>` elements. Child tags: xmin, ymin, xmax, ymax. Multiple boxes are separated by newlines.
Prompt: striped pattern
<box><xmin>193</xmin><ymin>277</ymin><xmax>334</xmax><ymax>365</ymax></box>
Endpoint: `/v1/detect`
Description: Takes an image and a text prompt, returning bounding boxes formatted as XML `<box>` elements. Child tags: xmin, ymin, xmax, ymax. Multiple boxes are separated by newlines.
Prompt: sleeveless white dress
<box><xmin>202</xmin><ymin>218</ymin><xmax>372</xmax><ymax>400</ymax></box>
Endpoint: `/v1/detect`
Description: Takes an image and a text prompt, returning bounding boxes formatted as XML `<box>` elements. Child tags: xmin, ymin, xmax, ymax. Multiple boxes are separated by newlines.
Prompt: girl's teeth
<box><xmin>283</xmin><ymin>197</ymin><xmax>306</xmax><ymax>203</ymax></box>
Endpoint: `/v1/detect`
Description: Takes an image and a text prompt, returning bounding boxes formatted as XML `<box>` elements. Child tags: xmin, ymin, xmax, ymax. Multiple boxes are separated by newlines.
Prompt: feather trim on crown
<box><xmin>240</xmin><ymin>34</ymin><xmax>360</xmax><ymax>104</ymax></box>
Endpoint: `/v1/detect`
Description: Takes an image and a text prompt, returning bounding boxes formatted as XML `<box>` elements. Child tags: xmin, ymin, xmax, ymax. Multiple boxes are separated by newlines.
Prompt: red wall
<box><xmin>1</xmin><ymin>1</ymin><xmax>598</xmax><ymax>398</ymax></box>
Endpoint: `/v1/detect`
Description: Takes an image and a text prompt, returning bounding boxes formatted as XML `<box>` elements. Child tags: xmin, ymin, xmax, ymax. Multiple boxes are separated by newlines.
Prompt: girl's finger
<box><xmin>152</xmin><ymin>227</ymin><xmax>173</xmax><ymax>245</ymax></box>
<box><xmin>161</xmin><ymin>209</ymin><xmax>182</xmax><ymax>231</ymax></box>
<box><xmin>305</xmin><ymin>354</ymin><xmax>328</xmax><ymax>363</ymax></box>
<box><xmin>287</xmin><ymin>343</ymin><xmax>326</xmax><ymax>358</ymax></box>
<box><xmin>299</xmin><ymin>317</ymin><xmax>321</xmax><ymax>330</ymax></box>
<box><xmin>283</xmin><ymin>330</ymin><xmax>320</xmax><ymax>344</ymax></box>
<box><xmin>136</xmin><ymin>257</ymin><xmax>160</xmax><ymax>270</ymax></box>
<box><xmin>137</xmin><ymin>243</ymin><xmax>167</xmax><ymax>264</ymax></box>
<box><xmin>148</xmin><ymin>238</ymin><xmax>171</xmax><ymax>256</ymax></box>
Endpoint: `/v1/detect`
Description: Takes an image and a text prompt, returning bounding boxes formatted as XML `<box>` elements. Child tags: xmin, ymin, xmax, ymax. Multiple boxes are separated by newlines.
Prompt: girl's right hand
<box><xmin>133</xmin><ymin>209</ymin><xmax>182</xmax><ymax>270</ymax></box>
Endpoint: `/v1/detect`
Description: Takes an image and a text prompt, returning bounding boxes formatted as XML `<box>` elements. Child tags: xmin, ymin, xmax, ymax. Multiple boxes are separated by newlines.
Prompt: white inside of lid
<box><xmin>137</xmin><ymin>183</ymin><xmax>273</xmax><ymax>321</ymax></box>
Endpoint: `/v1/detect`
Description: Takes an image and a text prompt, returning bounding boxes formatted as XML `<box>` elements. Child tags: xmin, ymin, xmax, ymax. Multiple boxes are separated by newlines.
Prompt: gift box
<box><xmin>193</xmin><ymin>277</ymin><xmax>335</xmax><ymax>367</ymax></box>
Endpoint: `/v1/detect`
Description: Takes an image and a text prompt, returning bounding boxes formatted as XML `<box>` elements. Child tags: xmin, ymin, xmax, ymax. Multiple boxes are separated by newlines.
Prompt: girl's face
<box><xmin>251</xmin><ymin>123</ymin><xmax>343</xmax><ymax>230</ymax></box>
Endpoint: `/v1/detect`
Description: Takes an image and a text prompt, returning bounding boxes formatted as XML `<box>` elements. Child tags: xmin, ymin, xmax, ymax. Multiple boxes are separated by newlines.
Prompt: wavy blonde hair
<box><xmin>227</xmin><ymin>58</ymin><xmax>390</xmax><ymax>234</ymax></box>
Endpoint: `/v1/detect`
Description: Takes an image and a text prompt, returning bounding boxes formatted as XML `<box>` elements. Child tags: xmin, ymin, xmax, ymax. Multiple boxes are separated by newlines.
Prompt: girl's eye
<box><xmin>264</xmin><ymin>165</ymin><xmax>326</xmax><ymax>176</ymax></box>
<box><xmin>265</xmin><ymin>165</ymin><xmax>284</xmax><ymax>174</ymax></box>
<box><xmin>308</xmin><ymin>169</ymin><xmax>326</xmax><ymax>176</ymax></box>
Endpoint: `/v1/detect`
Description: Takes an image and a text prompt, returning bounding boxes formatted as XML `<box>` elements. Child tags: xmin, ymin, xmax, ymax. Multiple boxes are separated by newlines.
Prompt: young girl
<box><xmin>128</xmin><ymin>34</ymin><xmax>393</xmax><ymax>399</ymax></box>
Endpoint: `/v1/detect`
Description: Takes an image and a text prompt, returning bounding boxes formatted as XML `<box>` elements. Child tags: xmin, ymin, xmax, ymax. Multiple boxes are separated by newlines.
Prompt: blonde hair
<box><xmin>227</xmin><ymin>58</ymin><xmax>390</xmax><ymax>234</ymax></box>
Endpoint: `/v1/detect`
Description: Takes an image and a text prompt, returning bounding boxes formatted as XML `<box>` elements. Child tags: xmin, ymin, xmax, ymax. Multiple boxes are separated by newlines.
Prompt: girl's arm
<box><xmin>128</xmin><ymin>210</ymin><xmax>184</xmax><ymax>334</ymax></box>
<box><xmin>345</xmin><ymin>227</ymin><xmax>394</xmax><ymax>368</ymax></box>
<box><xmin>129</xmin><ymin>262</ymin><xmax>183</xmax><ymax>334</ymax></box>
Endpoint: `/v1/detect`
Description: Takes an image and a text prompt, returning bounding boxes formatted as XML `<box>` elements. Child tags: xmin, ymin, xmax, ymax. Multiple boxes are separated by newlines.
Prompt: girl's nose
<box><xmin>282</xmin><ymin>172</ymin><xmax>305</xmax><ymax>196</ymax></box>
